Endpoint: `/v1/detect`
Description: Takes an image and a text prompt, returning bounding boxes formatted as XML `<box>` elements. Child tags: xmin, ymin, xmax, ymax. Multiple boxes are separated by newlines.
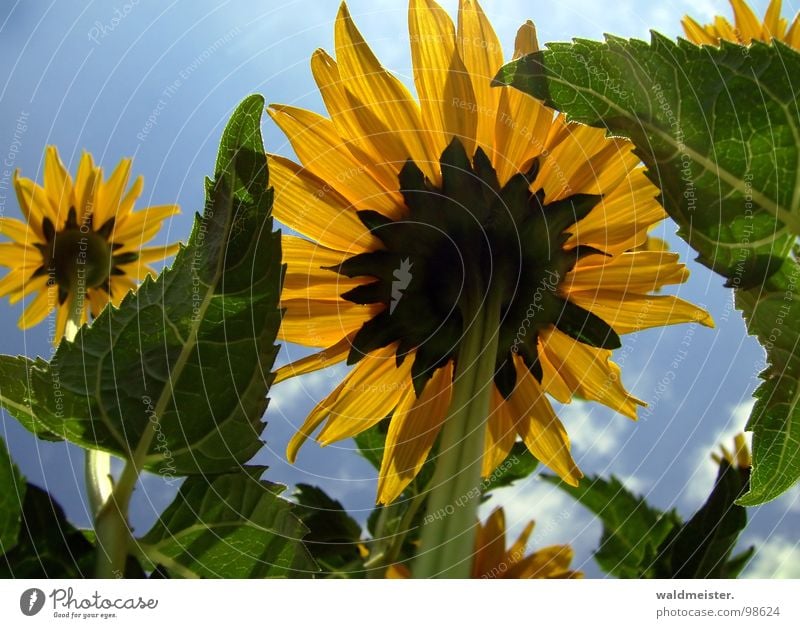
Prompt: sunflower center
<box><xmin>332</xmin><ymin>139</ymin><xmax>621</xmax><ymax>397</ymax></box>
<box><xmin>49</xmin><ymin>228</ymin><xmax>112</xmax><ymax>289</ymax></box>
<box><xmin>33</xmin><ymin>209</ymin><xmax>137</xmax><ymax>304</ymax></box>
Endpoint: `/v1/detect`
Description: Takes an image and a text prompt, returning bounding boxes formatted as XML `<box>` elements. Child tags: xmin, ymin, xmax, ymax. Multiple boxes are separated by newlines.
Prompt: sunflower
<box><xmin>682</xmin><ymin>0</ymin><xmax>800</xmax><ymax>47</ymax></box>
<box><xmin>270</xmin><ymin>0</ymin><xmax>712</xmax><ymax>506</ymax></box>
<box><xmin>712</xmin><ymin>433</ymin><xmax>751</xmax><ymax>470</ymax></box>
<box><xmin>0</xmin><ymin>146</ymin><xmax>179</xmax><ymax>343</ymax></box>
<box><xmin>387</xmin><ymin>507</ymin><xmax>582</xmax><ymax>579</ymax></box>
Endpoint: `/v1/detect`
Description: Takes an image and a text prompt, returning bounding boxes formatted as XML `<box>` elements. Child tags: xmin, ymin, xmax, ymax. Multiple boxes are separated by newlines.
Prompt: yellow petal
<box><xmin>514</xmin><ymin>20</ymin><xmax>539</xmax><ymax>58</ymax></box>
<box><xmin>481</xmin><ymin>387</ymin><xmax>516</xmax><ymax>477</ymax></box>
<box><xmin>682</xmin><ymin>16</ymin><xmax>720</xmax><ymax>44</ymax></box>
<box><xmin>88</xmin><ymin>287</ymin><xmax>110</xmax><ymax>318</ymax></box>
<box><xmin>281</xmin><ymin>232</ymin><xmax>372</xmax><ymax>301</ymax></box>
<box><xmin>43</xmin><ymin>146</ymin><xmax>75</xmax><ymax>221</ymax></box>
<box><xmin>14</xmin><ymin>172</ymin><xmax>55</xmax><ymax>236</ymax></box>
<box><xmin>378</xmin><ymin>361</ymin><xmax>452</xmax><ymax>504</ymax></box>
<box><xmin>511</xmin><ymin>544</ymin><xmax>576</xmax><ymax>578</ymax></box>
<box><xmin>0</xmin><ymin>269</ymin><xmax>29</xmax><ymax>299</ymax></box>
<box><xmin>18</xmin><ymin>284</ymin><xmax>55</xmax><ymax>329</ymax></box>
<box><xmin>116</xmin><ymin>261</ymin><xmax>154</xmax><ymax>282</ymax></box>
<box><xmin>268</xmin><ymin>154</ymin><xmax>379</xmax><ymax>253</ymax></box>
<box><xmin>494</xmin><ymin>87</ymin><xmax>553</xmax><ymax>187</ymax></box>
<box><xmin>763</xmin><ymin>0</ymin><xmax>786</xmax><ymax>38</ymax></box>
<box><xmin>274</xmin><ymin>333</ymin><xmax>354</xmax><ymax>384</ymax></box>
<box><xmin>310</xmin><ymin>48</ymin><xmax>403</xmax><ymax>192</ymax></box>
<box><xmin>566</xmin><ymin>170</ymin><xmax>666</xmax><ymax>255</ymax></box>
<box><xmin>386</xmin><ymin>564</ymin><xmax>411</xmax><ymax>578</ymax></box>
<box><xmin>0</xmin><ymin>242</ymin><xmax>41</xmax><ymax>268</ymax></box>
<box><xmin>335</xmin><ymin>4</ymin><xmax>438</xmax><ymax>181</ymax></box>
<box><xmin>268</xmin><ymin>105</ymin><xmax>403</xmax><ymax>217</ymax></box>
<box><xmin>317</xmin><ymin>344</ymin><xmax>414</xmax><ymax>444</ymax></box>
<box><xmin>136</xmin><ymin>243</ymin><xmax>181</xmax><ymax>265</ymax></box>
<box><xmin>456</xmin><ymin>0</ymin><xmax>503</xmax><ymax>152</ymax></box>
<box><xmin>286</xmin><ymin>376</ymin><xmax>351</xmax><ymax>462</ymax></box>
<box><xmin>538</xmin><ymin>342</ymin><xmax>572</xmax><ymax>403</ymax></box>
<box><xmin>6</xmin><ymin>274</ymin><xmax>48</xmax><ymax>303</ymax></box>
<box><xmin>787</xmin><ymin>14</ymin><xmax>800</xmax><ymax>47</ymax></box>
<box><xmin>472</xmin><ymin>507</ymin><xmax>507</xmax><ymax>577</ymax></box>
<box><xmin>118</xmin><ymin>175</ymin><xmax>144</xmax><ymax>217</ymax></box>
<box><xmin>504</xmin><ymin>357</ymin><xmax>582</xmax><ymax>485</ymax></box>
<box><xmin>565</xmin><ymin>251</ymin><xmax>689</xmax><ymax>294</ymax></box>
<box><xmin>409</xmin><ymin>0</ymin><xmax>478</xmax><ymax>158</ymax></box>
<box><xmin>731</xmin><ymin>0</ymin><xmax>764</xmax><ymax>42</ymax></box>
<box><xmin>536</xmin><ymin>120</ymin><xmax>640</xmax><ymax>202</ymax></box>
<box><xmin>74</xmin><ymin>153</ymin><xmax>100</xmax><ymax>225</ymax></box>
<box><xmin>508</xmin><ymin>520</ymin><xmax>536</xmax><ymax>563</ymax></box>
<box><xmin>714</xmin><ymin>16</ymin><xmax>739</xmax><ymax>42</ymax></box>
<box><xmin>567</xmin><ymin>290</ymin><xmax>715</xmax><ymax>334</ymax></box>
<box><xmin>109</xmin><ymin>274</ymin><xmax>137</xmax><ymax>306</ymax></box>
<box><xmin>113</xmin><ymin>205</ymin><xmax>180</xmax><ymax>246</ymax></box>
<box><xmin>541</xmin><ymin>327</ymin><xmax>644</xmax><ymax>419</ymax></box>
<box><xmin>96</xmin><ymin>158</ymin><xmax>132</xmax><ymax>228</ymax></box>
<box><xmin>55</xmin><ymin>301</ymin><xmax>69</xmax><ymax>344</ymax></box>
<box><xmin>279</xmin><ymin>299</ymin><xmax>381</xmax><ymax>348</ymax></box>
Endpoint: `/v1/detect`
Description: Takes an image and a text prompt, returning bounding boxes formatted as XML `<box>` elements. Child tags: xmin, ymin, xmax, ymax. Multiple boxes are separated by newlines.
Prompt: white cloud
<box><xmin>614</xmin><ymin>472</ymin><xmax>649</xmax><ymax>495</ymax></box>
<box><xmin>269</xmin><ymin>366</ymin><xmax>346</xmax><ymax>413</ymax></box>
<box><xmin>559</xmin><ymin>401</ymin><xmax>637</xmax><ymax>471</ymax></box>
<box><xmin>743</xmin><ymin>536</ymin><xmax>800</xmax><ymax>578</ymax></box>
<box><xmin>781</xmin><ymin>485</ymin><xmax>800</xmax><ymax>513</ymax></box>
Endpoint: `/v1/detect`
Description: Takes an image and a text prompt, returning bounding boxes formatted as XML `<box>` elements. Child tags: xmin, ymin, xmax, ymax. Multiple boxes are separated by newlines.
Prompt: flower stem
<box><xmin>63</xmin><ymin>283</ymin><xmax>84</xmax><ymax>344</ymax></box>
<box><xmin>413</xmin><ymin>284</ymin><xmax>502</xmax><ymax>578</ymax></box>
<box><xmin>62</xmin><ymin>282</ymin><xmax>116</xmax><ymax>520</ymax></box>
<box><xmin>61</xmin><ymin>281</ymin><xmax>126</xmax><ymax>578</ymax></box>
<box><xmin>85</xmin><ymin>448</ymin><xmax>112</xmax><ymax>517</ymax></box>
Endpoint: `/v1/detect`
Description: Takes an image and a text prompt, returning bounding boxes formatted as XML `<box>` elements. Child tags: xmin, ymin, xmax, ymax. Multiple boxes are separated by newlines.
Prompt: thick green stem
<box><xmin>94</xmin><ymin>418</ymin><xmax>156</xmax><ymax>578</ymax></box>
<box><xmin>63</xmin><ymin>282</ymin><xmax>115</xmax><ymax>519</ymax></box>
<box><xmin>61</xmin><ymin>280</ymin><xmax>124</xmax><ymax>578</ymax></box>
<box><xmin>413</xmin><ymin>286</ymin><xmax>503</xmax><ymax>578</ymax></box>
<box><xmin>85</xmin><ymin>448</ymin><xmax>112</xmax><ymax>517</ymax></box>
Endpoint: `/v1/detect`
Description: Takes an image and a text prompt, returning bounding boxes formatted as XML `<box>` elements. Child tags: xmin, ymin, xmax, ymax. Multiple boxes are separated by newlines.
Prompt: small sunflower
<box><xmin>271</xmin><ymin>0</ymin><xmax>712</xmax><ymax>505</ymax></box>
<box><xmin>712</xmin><ymin>433</ymin><xmax>752</xmax><ymax>470</ymax></box>
<box><xmin>387</xmin><ymin>507</ymin><xmax>582</xmax><ymax>579</ymax></box>
<box><xmin>0</xmin><ymin>146</ymin><xmax>179</xmax><ymax>342</ymax></box>
<box><xmin>682</xmin><ymin>0</ymin><xmax>800</xmax><ymax>47</ymax></box>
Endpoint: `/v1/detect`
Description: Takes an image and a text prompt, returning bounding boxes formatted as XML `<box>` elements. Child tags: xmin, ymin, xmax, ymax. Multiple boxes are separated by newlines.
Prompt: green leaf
<box><xmin>550</xmin><ymin>460</ymin><xmax>752</xmax><ymax>578</ymax></box>
<box><xmin>545</xmin><ymin>475</ymin><xmax>679</xmax><ymax>578</ymax></box>
<box><xmin>496</xmin><ymin>38</ymin><xmax>800</xmax><ymax>505</ymax></box>
<box><xmin>481</xmin><ymin>442</ymin><xmax>539</xmax><ymax>493</ymax></box>
<box><xmin>657</xmin><ymin>460</ymin><xmax>752</xmax><ymax>578</ymax></box>
<box><xmin>0</xmin><ymin>485</ymin><xmax>94</xmax><ymax>577</ymax></box>
<box><xmin>723</xmin><ymin>546</ymin><xmax>756</xmax><ymax>579</ymax></box>
<box><xmin>293</xmin><ymin>484</ymin><xmax>365</xmax><ymax>575</ymax></box>
<box><xmin>736</xmin><ymin>257</ymin><xmax>800</xmax><ymax>505</ymax></box>
<box><xmin>0</xmin><ymin>436</ymin><xmax>26</xmax><ymax>553</ymax></box>
<box><xmin>495</xmin><ymin>37</ymin><xmax>800</xmax><ymax>268</ymax></box>
<box><xmin>137</xmin><ymin>468</ymin><xmax>316</xmax><ymax>578</ymax></box>
<box><xmin>0</xmin><ymin>94</ymin><xmax>283</xmax><ymax>476</ymax></box>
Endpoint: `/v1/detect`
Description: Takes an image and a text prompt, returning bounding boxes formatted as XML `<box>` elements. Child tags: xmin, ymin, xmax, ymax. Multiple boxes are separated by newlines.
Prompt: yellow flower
<box><xmin>271</xmin><ymin>0</ymin><xmax>713</xmax><ymax>505</ymax></box>
<box><xmin>682</xmin><ymin>0</ymin><xmax>800</xmax><ymax>48</ymax></box>
<box><xmin>712</xmin><ymin>433</ymin><xmax>752</xmax><ymax>470</ymax></box>
<box><xmin>0</xmin><ymin>146</ymin><xmax>179</xmax><ymax>342</ymax></box>
<box><xmin>387</xmin><ymin>507</ymin><xmax>582</xmax><ymax>579</ymax></box>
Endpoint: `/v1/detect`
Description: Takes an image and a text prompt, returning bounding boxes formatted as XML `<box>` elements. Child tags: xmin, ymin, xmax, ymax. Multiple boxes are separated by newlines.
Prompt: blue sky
<box><xmin>1</xmin><ymin>0</ymin><xmax>799</xmax><ymax>578</ymax></box>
